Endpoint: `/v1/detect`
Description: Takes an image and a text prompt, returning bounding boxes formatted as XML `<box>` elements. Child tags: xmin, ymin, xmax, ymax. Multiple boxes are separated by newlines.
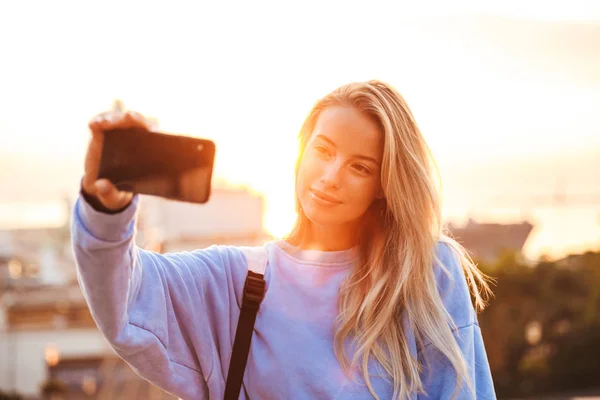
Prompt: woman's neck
<box><xmin>299</xmin><ymin>221</ymin><xmax>360</xmax><ymax>252</ymax></box>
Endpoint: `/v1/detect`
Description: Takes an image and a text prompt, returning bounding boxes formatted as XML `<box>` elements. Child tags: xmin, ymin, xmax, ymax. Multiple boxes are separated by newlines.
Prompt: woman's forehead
<box><xmin>312</xmin><ymin>106</ymin><xmax>383</xmax><ymax>161</ymax></box>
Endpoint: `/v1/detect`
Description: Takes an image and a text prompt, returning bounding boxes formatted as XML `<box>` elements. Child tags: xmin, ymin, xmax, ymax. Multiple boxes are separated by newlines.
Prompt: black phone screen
<box><xmin>98</xmin><ymin>127</ymin><xmax>216</xmax><ymax>204</ymax></box>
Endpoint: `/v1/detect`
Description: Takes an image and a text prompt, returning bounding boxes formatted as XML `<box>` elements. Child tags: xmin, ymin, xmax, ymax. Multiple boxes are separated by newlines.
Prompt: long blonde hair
<box><xmin>286</xmin><ymin>80</ymin><xmax>492</xmax><ymax>399</ymax></box>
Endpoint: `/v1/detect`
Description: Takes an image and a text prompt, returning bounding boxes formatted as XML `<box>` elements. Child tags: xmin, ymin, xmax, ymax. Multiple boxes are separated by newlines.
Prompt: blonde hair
<box><xmin>286</xmin><ymin>80</ymin><xmax>492</xmax><ymax>399</ymax></box>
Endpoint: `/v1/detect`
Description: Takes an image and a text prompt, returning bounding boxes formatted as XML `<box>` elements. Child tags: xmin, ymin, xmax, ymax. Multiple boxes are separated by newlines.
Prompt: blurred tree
<box><xmin>477</xmin><ymin>250</ymin><xmax>600</xmax><ymax>398</ymax></box>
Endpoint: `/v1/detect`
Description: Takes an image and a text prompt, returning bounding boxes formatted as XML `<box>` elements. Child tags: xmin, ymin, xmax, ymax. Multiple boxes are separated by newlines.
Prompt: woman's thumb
<box><xmin>93</xmin><ymin>179</ymin><xmax>132</xmax><ymax>210</ymax></box>
<box><xmin>95</xmin><ymin>179</ymin><xmax>112</xmax><ymax>195</ymax></box>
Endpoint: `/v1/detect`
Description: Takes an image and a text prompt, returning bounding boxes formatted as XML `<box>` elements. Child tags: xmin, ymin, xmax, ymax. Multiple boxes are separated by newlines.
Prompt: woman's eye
<box><xmin>314</xmin><ymin>146</ymin><xmax>330</xmax><ymax>157</ymax></box>
<box><xmin>353</xmin><ymin>164</ymin><xmax>370</xmax><ymax>174</ymax></box>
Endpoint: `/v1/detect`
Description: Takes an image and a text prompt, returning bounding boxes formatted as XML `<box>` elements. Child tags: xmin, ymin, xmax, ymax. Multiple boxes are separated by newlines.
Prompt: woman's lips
<box><xmin>310</xmin><ymin>188</ymin><xmax>342</xmax><ymax>207</ymax></box>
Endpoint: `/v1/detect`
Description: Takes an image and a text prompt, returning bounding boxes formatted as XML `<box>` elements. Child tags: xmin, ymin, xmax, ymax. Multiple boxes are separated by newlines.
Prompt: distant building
<box><xmin>0</xmin><ymin>226</ymin><xmax>74</xmax><ymax>290</ymax></box>
<box><xmin>0</xmin><ymin>196</ymin><xmax>76</xmax><ymax>290</ymax></box>
<box><xmin>447</xmin><ymin>218</ymin><xmax>534</xmax><ymax>263</ymax></box>
<box><xmin>138</xmin><ymin>187</ymin><xmax>271</xmax><ymax>253</ymax></box>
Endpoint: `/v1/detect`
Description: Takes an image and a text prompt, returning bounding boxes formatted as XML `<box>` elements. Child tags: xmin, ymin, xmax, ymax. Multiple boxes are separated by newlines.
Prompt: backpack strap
<box><xmin>224</xmin><ymin>246</ymin><xmax>268</xmax><ymax>400</ymax></box>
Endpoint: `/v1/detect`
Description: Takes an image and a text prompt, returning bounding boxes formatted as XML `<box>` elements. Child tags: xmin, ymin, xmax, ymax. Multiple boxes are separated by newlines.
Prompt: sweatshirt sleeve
<box><xmin>417</xmin><ymin>243</ymin><xmax>497</xmax><ymax>400</ymax></box>
<box><xmin>71</xmin><ymin>194</ymin><xmax>248</xmax><ymax>399</ymax></box>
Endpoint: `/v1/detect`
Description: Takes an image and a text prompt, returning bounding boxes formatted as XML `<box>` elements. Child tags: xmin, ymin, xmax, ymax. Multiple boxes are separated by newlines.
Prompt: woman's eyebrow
<box><xmin>314</xmin><ymin>134</ymin><xmax>336</xmax><ymax>147</ymax></box>
<box><xmin>354</xmin><ymin>154</ymin><xmax>380</xmax><ymax>165</ymax></box>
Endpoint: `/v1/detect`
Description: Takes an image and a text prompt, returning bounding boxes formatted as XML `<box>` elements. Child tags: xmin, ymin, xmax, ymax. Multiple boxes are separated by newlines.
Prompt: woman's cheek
<box><xmin>351</xmin><ymin>177</ymin><xmax>379</xmax><ymax>206</ymax></box>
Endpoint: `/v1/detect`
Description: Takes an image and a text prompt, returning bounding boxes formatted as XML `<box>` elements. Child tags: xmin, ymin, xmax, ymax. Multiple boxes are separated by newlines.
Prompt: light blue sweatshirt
<box><xmin>71</xmin><ymin>194</ymin><xmax>496</xmax><ymax>399</ymax></box>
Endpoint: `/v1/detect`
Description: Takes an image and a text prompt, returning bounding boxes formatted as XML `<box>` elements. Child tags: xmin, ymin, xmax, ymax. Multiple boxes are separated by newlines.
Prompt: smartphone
<box><xmin>98</xmin><ymin>126</ymin><xmax>216</xmax><ymax>204</ymax></box>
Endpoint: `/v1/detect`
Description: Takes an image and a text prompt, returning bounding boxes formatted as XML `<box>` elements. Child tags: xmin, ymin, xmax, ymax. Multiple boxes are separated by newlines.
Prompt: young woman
<box><xmin>73</xmin><ymin>80</ymin><xmax>496</xmax><ymax>399</ymax></box>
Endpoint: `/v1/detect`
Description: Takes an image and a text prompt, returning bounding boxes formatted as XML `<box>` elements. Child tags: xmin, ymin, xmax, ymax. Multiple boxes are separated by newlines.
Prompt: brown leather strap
<box><xmin>224</xmin><ymin>270</ymin><xmax>266</xmax><ymax>400</ymax></box>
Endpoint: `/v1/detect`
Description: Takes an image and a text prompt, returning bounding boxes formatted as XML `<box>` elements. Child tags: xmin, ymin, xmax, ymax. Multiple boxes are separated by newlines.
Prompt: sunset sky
<box><xmin>1</xmin><ymin>1</ymin><xmax>599</xmax><ymax>259</ymax></box>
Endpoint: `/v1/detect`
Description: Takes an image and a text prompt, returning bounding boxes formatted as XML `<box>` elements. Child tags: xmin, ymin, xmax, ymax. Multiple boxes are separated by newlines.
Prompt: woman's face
<box><xmin>296</xmin><ymin>106</ymin><xmax>383</xmax><ymax>229</ymax></box>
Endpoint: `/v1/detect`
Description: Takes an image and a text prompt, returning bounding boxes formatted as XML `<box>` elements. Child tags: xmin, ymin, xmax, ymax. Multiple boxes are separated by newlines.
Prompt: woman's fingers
<box><xmin>88</xmin><ymin>110</ymin><xmax>151</xmax><ymax>134</ymax></box>
<box><xmin>83</xmin><ymin>108</ymin><xmax>149</xmax><ymax>211</ymax></box>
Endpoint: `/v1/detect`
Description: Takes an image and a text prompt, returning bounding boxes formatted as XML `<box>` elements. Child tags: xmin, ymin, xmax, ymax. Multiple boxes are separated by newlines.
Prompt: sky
<box><xmin>0</xmin><ymin>1</ymin><xmax>599</xmax><ymax>258</ymax></box>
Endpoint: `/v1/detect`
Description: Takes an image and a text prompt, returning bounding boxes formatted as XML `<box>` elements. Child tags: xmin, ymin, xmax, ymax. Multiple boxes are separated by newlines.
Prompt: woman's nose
<box><xmin>320</xmin><ymin>162</ymin><xmax>342</xmax><ymax>189</ymax></box>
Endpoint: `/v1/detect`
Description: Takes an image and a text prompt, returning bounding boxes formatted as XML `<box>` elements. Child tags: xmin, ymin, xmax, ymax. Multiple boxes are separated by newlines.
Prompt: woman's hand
<box><xmin>82</xmin><ymin>110</ymin><xmax>152</xmax><ymax>211</ymax></box>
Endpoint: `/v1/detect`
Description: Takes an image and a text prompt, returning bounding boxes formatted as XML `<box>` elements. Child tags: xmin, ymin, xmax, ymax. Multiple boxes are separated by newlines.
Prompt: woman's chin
<box><xmin>303</xmin><ymin>206</ymin><xmax>336</xmax><ymax>226</ymax></box>
<box><xmin>304</xmin><ymin>206</ymin><xmax>353</xmax><ymax>228</ymax></box>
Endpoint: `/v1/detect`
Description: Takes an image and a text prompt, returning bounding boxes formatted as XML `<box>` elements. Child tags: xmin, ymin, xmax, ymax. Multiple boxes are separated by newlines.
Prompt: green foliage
<box><xmin>477</xmin><ymin>251</ymin><xmax>600</xmax><ymax>398</ymax></box>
